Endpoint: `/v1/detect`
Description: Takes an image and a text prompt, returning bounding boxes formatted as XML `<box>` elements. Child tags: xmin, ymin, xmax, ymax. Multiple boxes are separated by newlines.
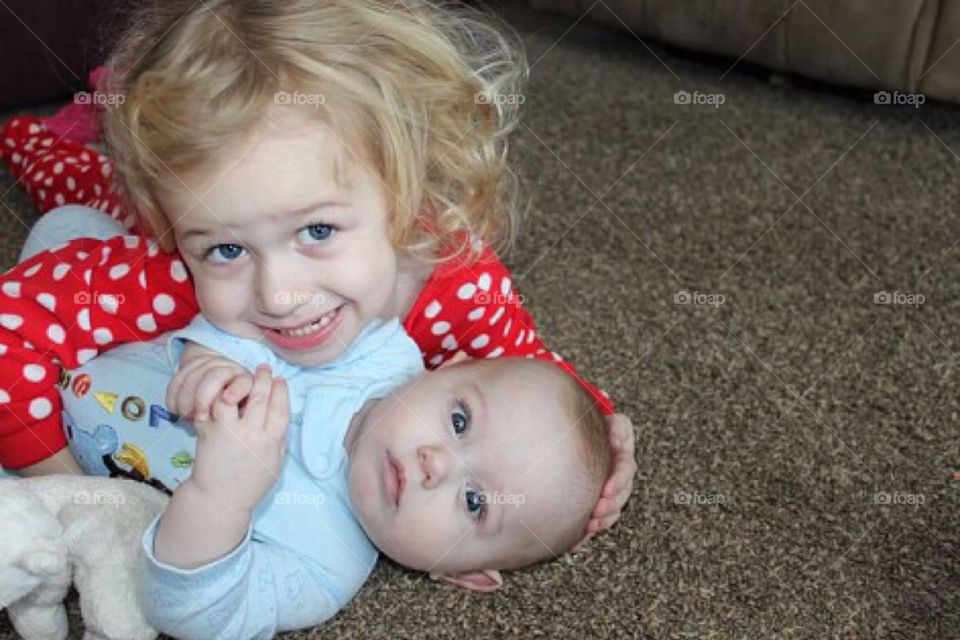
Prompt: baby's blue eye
<box><xmin>451</xmin><ymin>402</ymin><xmax>470</xmax><ymax>437</ymax></box>
<box><xmin>298</xmin><ymin>223</ymin><xmax>335</xmax><ymax>244</ymax></box>
<box><xmin>465</xmin><ymin>488</ymin><xmax>487</xmax><ymax>521</ymax></box>
<box><xmin>207</xmin><ymin>244</ymin><xmax>247</xmax><ymax>262</ymax></box>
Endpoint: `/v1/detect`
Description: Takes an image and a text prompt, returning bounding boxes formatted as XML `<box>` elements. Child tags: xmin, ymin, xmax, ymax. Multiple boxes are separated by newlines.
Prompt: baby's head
<box><xmin>100</xmin><ymin>0</ymin><xmax>526</xmax><ymax>366</ymax></box>
<box><xmin>344</xmin><ymin>357</ymin><xmax>612</xmax><ymax>592</ymax></box>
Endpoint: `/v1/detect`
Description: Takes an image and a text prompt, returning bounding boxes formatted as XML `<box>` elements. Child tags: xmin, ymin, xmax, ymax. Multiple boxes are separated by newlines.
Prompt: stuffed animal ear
<box><xmin>18</xmin><ymin>549</ymin><xmax>66</xmax><ymax>577</ymax></box>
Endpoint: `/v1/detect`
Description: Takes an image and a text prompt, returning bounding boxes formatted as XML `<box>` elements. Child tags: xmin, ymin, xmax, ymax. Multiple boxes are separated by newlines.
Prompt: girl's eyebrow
<box><xmin>179</xmin><ymin>199</ymin><xmax>349</xmax><ymax>240</ymax></box>
<box><xmin>285</xmin><ymin>199</ymin><xmax>349</xmax><ymax>218</ymax></box>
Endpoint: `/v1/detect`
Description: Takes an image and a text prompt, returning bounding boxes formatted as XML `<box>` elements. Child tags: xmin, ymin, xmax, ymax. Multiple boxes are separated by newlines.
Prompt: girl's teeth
<box><xmin>278</xmin><ymin>308</ymin><xmax>337</xmax><ymax>337</ymax></box>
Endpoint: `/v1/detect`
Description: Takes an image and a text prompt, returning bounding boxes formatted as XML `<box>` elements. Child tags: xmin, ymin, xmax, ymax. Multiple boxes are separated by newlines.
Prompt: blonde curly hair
<box><xmin>101</xmin><ymin>0</ymin><xmax>528</xmax><ymax>261</ymax></box>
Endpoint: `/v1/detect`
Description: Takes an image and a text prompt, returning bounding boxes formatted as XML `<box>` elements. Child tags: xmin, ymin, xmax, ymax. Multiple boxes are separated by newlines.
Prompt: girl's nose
<box><xmin>417</xmin><ymin>445</ymin><xmax>452</xmax><ymax>488</ymax></box>
<box><xmin>255</xmin><ymin>263</ymin><xmax>300</xmax><ymax>317</ymax></box>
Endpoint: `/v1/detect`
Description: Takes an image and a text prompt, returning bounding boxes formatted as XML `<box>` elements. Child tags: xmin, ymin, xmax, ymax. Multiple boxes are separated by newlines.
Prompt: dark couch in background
<box><xmin>9</xmin><ymin>0</ymin><xmax>960</xmax><ymax>109</ymax></box>
<box><xmin>529</xmin><ymin>0</ymin><xmax>960</xmax><ymax>102</ymax></box>
<box><xmin>0</xmin><ymin>0</ymin><xmax>118</xmax><ymax>109</ymax></box>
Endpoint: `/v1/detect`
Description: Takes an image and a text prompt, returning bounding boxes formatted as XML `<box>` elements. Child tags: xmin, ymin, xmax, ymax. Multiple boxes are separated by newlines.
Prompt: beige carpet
<box><xmin>2</xmin><ymin>1</ymin><xmax>958</xmax><ymax>637</ymax></box>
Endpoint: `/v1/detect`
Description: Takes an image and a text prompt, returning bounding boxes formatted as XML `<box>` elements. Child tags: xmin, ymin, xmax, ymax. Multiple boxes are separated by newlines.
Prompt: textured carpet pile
<box><xmin>1</xmin><ymin>1</ymin><xmax>957</xmax><ymax>637</ymax></box>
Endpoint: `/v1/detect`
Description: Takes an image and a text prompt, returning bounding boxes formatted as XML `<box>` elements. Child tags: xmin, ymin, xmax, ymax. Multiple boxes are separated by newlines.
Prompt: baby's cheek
<box><xmin>349</xmin><ymin>459</ymin><xmax>379</xmax><ymax>506</ymax></box>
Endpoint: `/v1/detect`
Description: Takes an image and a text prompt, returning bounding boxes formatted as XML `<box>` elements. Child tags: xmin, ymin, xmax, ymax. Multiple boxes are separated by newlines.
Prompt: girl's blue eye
<box><xmin>465</xmin><ymin>487</ymin><xmax>487</xmax><ymax>521</ymax></box>
<box><xmin>451</xmin><ymin>402</ymin><xmax>470</xmax><ymax>437</ymax></box>
<box><xmin>207</xmin><ymin>244</ymin><xmax>247</xmax><ymax>262</ymax></box>
<box><xmin>298</xmin><ymin>223</ymin><xmax>335</xmax><ymax>244</ymax></box>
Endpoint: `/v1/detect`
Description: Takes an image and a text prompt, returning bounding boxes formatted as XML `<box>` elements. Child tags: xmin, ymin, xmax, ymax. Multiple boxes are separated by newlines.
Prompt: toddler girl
<box><xmin>0</xmin><ymin>0</ymin><xmax>634</xmax><ymax>536</ymax></box>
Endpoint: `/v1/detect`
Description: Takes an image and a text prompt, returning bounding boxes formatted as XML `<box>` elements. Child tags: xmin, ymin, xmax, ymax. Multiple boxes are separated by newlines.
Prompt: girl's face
<box><xmin>158</xmin><ymin>105</ymin><xmax>402</xmax><ymax>367</ymax></box>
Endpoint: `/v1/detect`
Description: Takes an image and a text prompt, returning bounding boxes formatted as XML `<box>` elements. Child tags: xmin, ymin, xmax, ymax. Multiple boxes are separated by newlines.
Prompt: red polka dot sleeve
<box><xmin>404</xmin><ymin>247</ymin><xmax>615</xmax><ymax>415</ymax></box>
<box><xmin>0</xmin><ymin>114</ymin><xmax>612</xmax><ymax>470</ymax></box>
<box><xmin>0</xmin><ymin>236</ymin><xmax>199</xmax><ymax>468</ymax></box>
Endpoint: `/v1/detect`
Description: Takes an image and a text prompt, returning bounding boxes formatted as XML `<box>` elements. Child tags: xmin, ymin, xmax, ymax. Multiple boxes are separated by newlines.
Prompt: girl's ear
<box><xmin>429</xmin><ymin>569</ymin><xmax>503</xmax><ymax>593</ymax></box>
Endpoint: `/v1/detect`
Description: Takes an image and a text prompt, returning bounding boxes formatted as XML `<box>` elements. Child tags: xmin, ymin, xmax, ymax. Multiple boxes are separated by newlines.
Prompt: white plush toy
<box><xmin>0</xmin><ymin>475</ymin><xmax>169</xmax><ymax>640</ymax></box>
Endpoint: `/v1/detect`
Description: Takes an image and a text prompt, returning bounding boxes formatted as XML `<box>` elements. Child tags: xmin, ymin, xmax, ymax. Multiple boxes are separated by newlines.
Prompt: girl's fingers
<box><xmin>596</xmin><ymin>513</ymin><xmax>619</xmax><ymax>531</ymax></box>
<box><xmin>169</xmin><ymin>365</ymin><xmax>202</xmax><ymax>416</ymax></box>
<box><xmin>264</xmin><ymin>377</ymin><xmax>289</xmax><ymax>437</ymax></box>
<box><xmin>603</xmin><ymin>458</ymin><xmax>636</xmax><ymax>500</ymax></box>
<box><xmin>177</xmin><ymin>373</ymin><xmax>203</xmax><ymax>420</ymax></box>
<box><xmin>193</xmin><ymin>367</ymin><xmax>236</xmax><ymax>422</ymax></box>
<box><xmin>173</xmin><ymin>360</ymin><xmax>208</xmax><ymax>415</ymax></box>
<box><xmin>210</xmin><ymin>392</ymin><xmax>239</xmax><ymax>424</ymax></box>
<box><xmin>601</xmin><ymin>415</ymin><xmax>638</xmax><ymax>501</ymax></box>
<box><xmin>572</xmin><ymin>531</ymin><xmax>595</xmax><ymax>552</ymax></box>
<box><xmin>223</xmin><ymin>374</ymin><xmax>254</xmax><ymax>405</ymax></box>
<box><xmin>240</xmin><ymin>364</ymin><xmax>272</xmax><ymax>425</ymax></box>
<box><xmin>601</xmin><ymin>467</ymin><xmax>626</xmax><ymax>500</ymax></box>
<box><xmin>165</xmin><ymin>375</ymin><xmax>182</xmax><ymax>414</ymax></box>
<box><xmin>591</xmin><ymin>497</ymin><xmax>611</xmax><ymax>520</ymax></box>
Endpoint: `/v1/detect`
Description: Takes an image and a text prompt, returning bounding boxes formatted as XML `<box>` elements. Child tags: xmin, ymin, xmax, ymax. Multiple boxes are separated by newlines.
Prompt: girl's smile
<box><xmin>160</xmin><ymin>105</ymin><xmax>418</xmax><ymax>368</ymax></box>
<box><xmin>258</xmin><ymin>303</ymin><xmax>346</xmax><ymax>351</ymax></box>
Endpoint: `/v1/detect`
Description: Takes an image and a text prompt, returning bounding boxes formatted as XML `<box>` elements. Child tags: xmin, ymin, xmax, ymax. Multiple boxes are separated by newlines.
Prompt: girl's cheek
<box><xmin>337</xmin><ymin>250</ymin><xmax>397</xmax><ymax>298</ymax></box>
<box><xmin>195</xmin><ymin>277</ymin><xmax>246</xmax><ymax>320</ymax></box>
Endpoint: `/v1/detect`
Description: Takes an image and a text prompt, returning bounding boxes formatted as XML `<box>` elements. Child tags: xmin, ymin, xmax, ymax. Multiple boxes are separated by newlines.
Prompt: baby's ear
<box><xmin>429</xmin><ymin>569</ymin><xmax>503</xmax><ymax>593</ymax></box>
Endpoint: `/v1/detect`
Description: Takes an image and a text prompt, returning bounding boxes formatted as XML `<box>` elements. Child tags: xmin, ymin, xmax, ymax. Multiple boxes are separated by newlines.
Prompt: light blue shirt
<box><xmin>138</xmin><ymin>315</ymin><xmax>424</xmax><ymax>639</ymax></box>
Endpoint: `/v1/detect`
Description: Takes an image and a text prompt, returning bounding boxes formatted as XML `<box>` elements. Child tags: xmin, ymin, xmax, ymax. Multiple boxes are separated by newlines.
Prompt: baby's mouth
<box><xmin>386</xmin><ymin>451</ymin><xmax>406</xmax><ymax>507</ymax></box>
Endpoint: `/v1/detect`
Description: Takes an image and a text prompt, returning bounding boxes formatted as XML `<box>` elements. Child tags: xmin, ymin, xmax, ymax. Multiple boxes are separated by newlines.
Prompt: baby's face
<box><xmin>345</xmin><ymin>358</ymin><xmax>586</xmax><ymax>575</ymax></box>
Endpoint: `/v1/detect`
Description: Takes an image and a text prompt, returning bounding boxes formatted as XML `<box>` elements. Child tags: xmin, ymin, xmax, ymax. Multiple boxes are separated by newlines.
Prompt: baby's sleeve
<box><xmin>138</xmin><ymin>514</ymin><xmax>342</xmax><ymax>640</ymax></box>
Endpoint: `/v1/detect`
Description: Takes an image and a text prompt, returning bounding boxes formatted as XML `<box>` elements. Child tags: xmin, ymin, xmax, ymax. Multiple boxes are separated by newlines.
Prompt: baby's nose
<box><xmin>417</xmin><ymin>445</ymin><xmax>451</xmax><ymax>487</ymax></box>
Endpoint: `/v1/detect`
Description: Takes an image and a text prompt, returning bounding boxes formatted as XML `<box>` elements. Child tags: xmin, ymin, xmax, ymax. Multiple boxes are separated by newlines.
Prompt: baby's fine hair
<box><xmin>102</xmin><ymin>0</ymin><xmax>528</xmax><ymax>260</ymax></box>
<box><xmin>551</xmin><ymin>371</ymin><xmax>613</xmax><ymax>556</ymax></box>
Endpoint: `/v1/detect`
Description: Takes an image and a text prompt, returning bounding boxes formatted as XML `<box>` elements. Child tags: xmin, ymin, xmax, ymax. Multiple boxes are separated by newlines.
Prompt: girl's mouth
<box><xmin>260</xmin><ymin>304</ymin><xmax>345</xmax><ymax>351</ymax></box>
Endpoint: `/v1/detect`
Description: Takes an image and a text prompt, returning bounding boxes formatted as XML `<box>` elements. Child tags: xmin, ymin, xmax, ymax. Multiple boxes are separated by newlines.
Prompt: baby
<box><xmin>59</xmin><ymin>312</ymin><xmax>611</xmax><ymax>637</ymax></box>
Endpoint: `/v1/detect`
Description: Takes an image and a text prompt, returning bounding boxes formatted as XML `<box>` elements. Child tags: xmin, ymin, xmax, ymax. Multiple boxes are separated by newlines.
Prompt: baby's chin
<box><xmin>355</xmin><ymin>518</ymin><xmax>423</xmax><ymax>569</ymax></box>
<box><xmin>372</xmin><ymin>536</ymin><xmax>440</xmax><ymax>573</ymax></box>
